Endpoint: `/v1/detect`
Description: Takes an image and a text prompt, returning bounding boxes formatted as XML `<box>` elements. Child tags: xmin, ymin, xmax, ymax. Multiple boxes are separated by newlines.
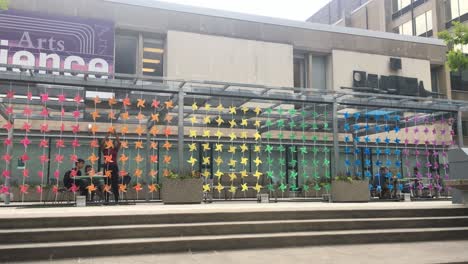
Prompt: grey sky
<box><xmin>158</xmin><ymin>0</ymin><xmax>331</xmax><ymax>21</ymax></box>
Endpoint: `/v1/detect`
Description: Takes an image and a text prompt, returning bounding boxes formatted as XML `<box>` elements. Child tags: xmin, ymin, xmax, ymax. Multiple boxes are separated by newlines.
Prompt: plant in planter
<box><xmin>331</xmin><ymin>172</ymin><xmax>370</xmax><ymax>202</ymax></box>
<box><xmin>161</xmin><ymin>170</ymin><xmax>203</xmax><ymax>204</ymax></box>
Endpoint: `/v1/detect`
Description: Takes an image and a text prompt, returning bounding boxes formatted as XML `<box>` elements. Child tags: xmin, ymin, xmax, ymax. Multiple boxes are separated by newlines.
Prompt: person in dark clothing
<box><xmin>101</xmin><ymin>130</ymin><xmax>121</xmax><ymax>204</ymax></box>
<box><xmin>63</xmin><ymin>159</ymin><xmax>87</xmax><ymax>196</ymax></box>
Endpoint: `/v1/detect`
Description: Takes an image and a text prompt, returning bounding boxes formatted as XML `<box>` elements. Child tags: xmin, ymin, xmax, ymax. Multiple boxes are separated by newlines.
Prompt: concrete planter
<box><xmin>161</xmin><ymin>178</ymin><xmax>203</xmax><ymax>204</ymax></box>
<box><xmin>331</xmin><ymin>180</ymin><xmax>369</xmax><ymax>202</ymax></box>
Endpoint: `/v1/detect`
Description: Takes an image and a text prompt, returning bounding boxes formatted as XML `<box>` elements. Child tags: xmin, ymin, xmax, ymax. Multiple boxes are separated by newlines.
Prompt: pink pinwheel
<box><xmin>70</xmin><ymin>154</ymin><xmax>78</xmax><ymax>163</ymax></box>
<box><xmin>55</xmin><ymin>154</ymin><xmax>64</xmax><ymax>163</ymax></box>
<box><xmin>52</xmin><ymin>186</ymin><xmax>59</xmax><ymax>194</ymax></box>
<box><xmin>21</xmin><ymin>153</ymin><xmax>29</xmax><ymax>162</ymax></box>
<box><xmin>72</xmin><ymin>110</ymin><xmax>80</xmax><ymax>119</ymax></box>
<box><xmin>432</xmin><ymin>128</ymin><xmax>437</xmax><ymax>135</ymax></box>
<box><xmin>428</xmin><ymin>184</ymin><xmax>434</xmax><ymax>190</ymax></box>
<box><xmin>2</xmin><ymin>122</ymin><xmax>12</xmax><ymax>131</ymax></box>
<box><xmin>414</xmin><ymin>127</ymin><xmax>419</xmax><ymax>133</ymax></box>
<box><xmin>22</xmin><ymin>169</ymin><xmax>29</xmax><ymax>177</ymax></box>
<box><xmin>404</xmin><ymin>139</ymin><xmax>409</xmax><ymax>145</ymax></box>
<box><xmin>2</xmin><ymin>170</ymin><xmax>10</xmax><ymax>178</ymax></box>
<box><xmin>404</xmin><ymin>160</ymin><xmax>410</xmax><ymax>167</ymax></box>
<box><xmin>423</xmin><ymin>127</ymin><xmax>429</xmax><ymax>134</ymax></box>
<box><xmin>426</xmin><ymin>172</ymin><xmax>432</xmax><ymax>178</ymax></box>
<box><xmin>40</xmin><ymin>123</ymin><xmax>49</xmax><ymax>133</ymax></box>
<box><xmin>434</xmin><ymin>174</ymin><xmax>440</xmax><ymax>180</ymax></box>
<box><xmin>27</xmin><ymin>92</ymin><xmax>32</xmax><ymax>101</ymax></box>
<box><xmin>38</xmin><ymin>171</ymin><xmax>44</xmax><ymax>178</ymax></box>
<box><xmin>152</xmin><ymin>99</ymin><xmax>160</xmax><ymax>108</ymax></box>
<box><xmin>20</xmin><ymin>184</ymin><xmax>28</xmax><ymax>194</ymax></box>
<box><xmin>425</xmin><ymin>150</ymin><xmax>430</xmax><ymax>157</ymax></box>
<box><xmin>425</xmin><ymin>162</ymin><xmax>432</xmax><ymax>168</ymax></box>
<box><xmin>414</xmin><ymin>139</ymin><xmax>419</xmax><ymax>145</ymax></box>
<box><xmin>36</xmin><ymin>186</ymin><xmax>43</xmax><ymax>194</ymax></box>
<box><xmin>22</xmin><ymin>122</ymin><xmax>32</xmax><ymax>132</ymax></box>
<box><xmin>416</xmin><ymin>161</ymin><xmax>422</xmax><ymax>169</ymax></box>
<box><xmin>409</xmin><ymin>184</ymin><xmax>414</xmax><ymax>190</ymax></box>
<box><xmin>23</xmin><ymin>106</ymin><xmax>32</xmax><ymax>117</ymax></box>
<box><xmin>445</xmin><ymin>174</ymin><xmax>450</xmax><ymax>180</ymax></box>
<box><xmin>71</xmin><ymin>125</ymin><xmax>80</xmax><ymax>134</ymax></box>
<box><xmin>5</xmin><ymin>106</ymin><xmax>13</xmax><ymax>115</ymax></box>
<box><xmin>71</xmin><ymin>139</ymin><xmax>80</xmax><ymax>147</ymax></box>
<box><xmin>74</xmin><ymin>94</ymin><xmax>82</xmax><ymax>104</ymax></box>
<box><xmin>433</xmin><ymin>162</ymin><xmax>439</xmax><ymax>170</ymax></box>
<box><xmin>54</xmin><ymin>170</ymin><xmax>60</xmax><ymax>179</ymax></box>
<box><xmin>3</xmin><ymin>138</ymin><xmax>11</xmax><ymax>146</ymax></box>
<box><xmin>2</xmin><ymin>154</ymin><xmax>11</xmax><ymax>163</ymax></box>
<box><xmin>450</xmin><ymin>130</ymin><xmax>455</xmax><ymax>136</ymax></box>
<box><xmin>403</xmin><ymin>149</ymin><xmax>410</xmax><ymax>156</ymax></box>
<box><xmin>432</xmin><ymin>140</ymin><xmax>437</xmax><ymax>146</ymax></box>
<box><xmin>60</xmin><ymin>123</ymin><xmax>65</xmax><ymax>132</ymax></box>
<box><xmin>440</xmin><ymin>129</ymin><xmax>446</xmax><ymax>135</ymax></box>
<box><xmin>436</xmin><ymin>184</ymin><xmax>443</xmax><ymax>192</ymax></box>
<box><xmin>424</xmin><ymin>140</ymin><xmax>429</xmax><ymax>146</ymax></box>
<box><xmin>56</xmin><ymin>139</ymin><xmax>65</xmax><ymax>148</ymax></box>
<box><xmin>444</xmin><ymin>163</ymin><xmax>449</xmax><ymax>169</ymax></box>
<box><xmin>57</xmin><ymin>94</ymin><xmax>66</xmax><ymax>103</ymax></box>
<box><xmin>40</xmin><ymin>93</ymin><xmax>49</xmax><ymax>103</ymax></box>
<box><xmin>415</xmin><ymin>150</ymin><xmax>420</xmax><ymax>156</ymax></box>
<box><xmin>417</xmin><ymin>183</ymin><xmax>424</xmax><ymax>190</ymax></box>
<box><xmin>0</xmin><ymin>185</ymin><xmax>9</xmax><ymax>194</ymax></box>
<box><xmin>60</xmin><ymin>108</ymin><xmax>65</xmax><ymax>117</ymax></box>
<box><xmin>433</xmin><ymin>151</ymin><xmax>439</xmax><ymax>157</ymax></box>
<box><xmin>70</xmin><ymin>169</ymin><xmax>77</xmax><ymax>177</ymax></box>
<box><xmin>40</xmin><ymin>107</ymin><xmax>49</xmax><ymax>117</ymax></box>
<box><xmin>70</xmin><ymin>184</ymin><xmax>80</xmax><ymax>193</ymax></box>
<box><xmin>39</xmin><ymin>139</ymin><xmax>48</xmax><ymax>148</ymax></box>
<box><xmin>442</xmin><ymin>151</ymin><xmax>447</xmax><ymax>157</ymax></box>
<box><xmin>6</xmin><ymin>90</ymin><xmax>14</xmax><ymax>99</ymax></box>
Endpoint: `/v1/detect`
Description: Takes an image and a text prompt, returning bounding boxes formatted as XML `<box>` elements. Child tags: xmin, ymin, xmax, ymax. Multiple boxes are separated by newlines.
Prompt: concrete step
<box><xmin>1</xmin><ymin>216</ymin><xmax>467</xmax><ymax>245</ymax></box>
<box><xmin>1</xmin><ymin>207</ymin><xmax>467</xmax><ymax>229</ymax></box>
<box><xmin>1</xmin><ymin>227</ymin><xmax>467</xmax><ymax>262</ymax></box>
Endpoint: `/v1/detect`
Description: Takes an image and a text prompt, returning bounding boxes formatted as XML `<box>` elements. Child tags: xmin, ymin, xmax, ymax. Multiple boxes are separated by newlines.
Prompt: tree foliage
<box><xmin>0</xmin><ymin>0</ymin><xmax>9</xmax><ymax>10</ymax></box>
<box><xmin>438</xmin><ymin>22</ymin><xmax>468</xmax><ymax>72</ymax></box>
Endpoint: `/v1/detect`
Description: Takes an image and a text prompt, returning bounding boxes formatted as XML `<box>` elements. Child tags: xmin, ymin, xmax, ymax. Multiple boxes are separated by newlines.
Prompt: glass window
<box><xmin>394</xmin><ymin>0</ymin><xmax>411</xmax><ymax>12</ymax></box>
<box><xmin>461</xmin><ymin>0</ymin><xmax>468</xmax><ymax>17</ymax></box>
<box><xmin>312</xmin><ymin>55</ymin><xmax>327</xmax><ymax>90</ymax></box>
<box><xmin>449</xmin><ymin>0</ymin><xmax>468</xmax><ymax>20</ymax></box>
<box><xmin>415</xmin><ymin>11</ymin><xmax>433</xmax><ymax>36</ymax></box>
<box><xmin>451</xmin><ymin>69</ymin><xmax>468</xmax><ymax>91</ymax></box>
<box><xmin>115</xmin><ymin>34</ymin><xmax>138</xmax><ymax>74</ymax></box>
<box><xmin>399</xmin><ymin>20</ymin><xmax>413</xmax><ymax>35</ymax></box>
<box><xmin>294</xmin><ymin>55</ymin><xmax>307</xmax><ymax>88</ymax></box>
<box><xmin>142</xmin><ymin>38</ymin><xmax>164</xmax><ymax>77</ymax></box>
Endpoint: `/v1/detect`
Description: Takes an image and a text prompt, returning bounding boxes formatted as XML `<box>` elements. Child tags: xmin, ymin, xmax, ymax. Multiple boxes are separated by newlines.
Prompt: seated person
<box><xmin>63</xmin><ymin>159</ymin><xmax>88</xmax><ymax>196</ymax></box>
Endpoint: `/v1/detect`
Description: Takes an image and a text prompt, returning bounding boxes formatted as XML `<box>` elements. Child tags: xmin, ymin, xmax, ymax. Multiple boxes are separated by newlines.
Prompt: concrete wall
<box><xmin>332</xmin><ymin>49</ymin><xmax>431</xmax><ymax>91</ymax></box>
<box><xmin>165</xmin><ymin>31</ymin><xmax>293</xmax><ymax>86</ymax></box>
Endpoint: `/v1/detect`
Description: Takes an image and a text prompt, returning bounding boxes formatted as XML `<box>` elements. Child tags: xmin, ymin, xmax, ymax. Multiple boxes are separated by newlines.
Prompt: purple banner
<box><xmin>0</xmin><ymin>9</ymin><xmax>114</xmax><ymax>77</ymax></box>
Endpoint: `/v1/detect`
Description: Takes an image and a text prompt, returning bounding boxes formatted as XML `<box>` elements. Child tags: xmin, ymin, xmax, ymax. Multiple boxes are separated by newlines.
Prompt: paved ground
<box><xmin>0</xmin><ymin>201</ymin><xmax>465</xmax><ymax>219</ymax></box>
<box><xmin>13</xmin><ymin>241</ymin><xmax>468</xmax><ymax>264</ymax></box>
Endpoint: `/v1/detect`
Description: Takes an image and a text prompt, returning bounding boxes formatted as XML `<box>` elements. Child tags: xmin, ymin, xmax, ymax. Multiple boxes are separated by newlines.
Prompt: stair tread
<box><xmin>1</xmin><ymin>226</ymin><xmax>467</xmax><ymax>250</ymax></box>
<box><xmin>1</xmin><ymin>216</ymin><xmax>467</xmax><ymax>233</ymax></box>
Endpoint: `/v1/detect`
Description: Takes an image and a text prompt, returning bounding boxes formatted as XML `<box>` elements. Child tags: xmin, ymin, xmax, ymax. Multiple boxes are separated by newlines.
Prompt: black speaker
<box><xmin>367</xmin><ymin>74</ymin><xmax>379</xmax><ymax>88</ymax></box>
<box><xmin>353</xmin><ymin>71</ymin><xmax>367</xmax><ymax>87</ymax></box>
<box><xmin>390</xmin><ymin>57</ymin><xmax>402</xmax><ymax>70</ymax></box>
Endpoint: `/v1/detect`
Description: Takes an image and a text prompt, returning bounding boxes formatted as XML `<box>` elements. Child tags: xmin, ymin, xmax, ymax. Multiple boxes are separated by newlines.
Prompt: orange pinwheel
<box><xmin>150</xmin><ymin>155</ymin><xmax>158</xmax><ymax>163</ymax></box>
<box><xmin>150</xmin><ymin>126</ymin><xmax>159</xmax><ymax>136</ymax></box>
<box><xmin>148</xmin><ymin>184</ymin><xmax>158</xmax><ymax>193</ymax></box>
<box><xmin>104</xmin><ymin>155</ymin><xmax>113</xmax><ymax>164</ymax></box>
<box><xmin>107</xmin><ymin>126</ymin><xmax>115</xmax><ymax>134</ymax></box>
<box><xmin>119</xmin><ymin>184</ymin><xmax>127</xmax><ymax>193</ymax></box>
<box><xmin>165</xmin><ymin>100</ymin><xmax>174</xmax><ymax>109</ymax></box>
<box><xmin>163</xmin><ymin>155</ymin><xmax>171</xmax><ymax>164</ymax></box>
<box><xmin>135</xmin><ymin>141</ymin><xmax>144</xmax><ymax>149</ymax></box>
<box><xmin>133</xmin><ymin>183</ymin><xmax>143</xmax><ymax>192</ymax></box>
<box><xmin>134</xmin><ymin>154</ymin><xmax>144</xmax><ymax>163</ymax></box>
<box><xmin>136</xmin><ymin>112</ymin><xmax>145</xmax><ymax>121</ymax></box>
<box><xmin>88</xmin><ymin>153</ymin><xmax>98</xmax><ymax>164</ymax></box>
<box><xmin>123</xmin><ymin>97</ymin><xmax>131</xmax><ymax>107</ymax></box>
<box><xmin>105</xmin><ymin>170</ymin><xmax>113</xmax><ymax>178</ymax></box>
<box><xmin>108</xmin><ymin>97</ymin><xmax>117</xmax><ymax>106</ymax></box>
<box><xmin>134</xmin><ymin>168</ymin><xmax>143</xmax><ymax>178</ymax></box>
<box><xmin>91</xmin><ymin>110</ymin><xmax>100</xmax><ymax>121</ymax></box>
<box><xmin>103</xmin><ymin>184</ymin><xmax>112</xmax><ymax>193</ymax></box>
<box><xmin>86</xmin><ymin>184</ymin><xmax>97</xmax><ymax>193</ymax></box>
<box><xmin>164</xmin><ymin>114</ymin><xmax>173</xmax><ymax>123</ymax></box>
<box><xmin>93</xmin><ymin>96</ymin><xmax>101</xmax><ymax>104</ymax></box>
<box><xmin>135</xmin><ymin>125</ymin><xmax>145</xmax><ymax>136</ymax></box>
<box><xmin>120</xmin><ymin>111</ymin><xmax>129</xmax><ymax>120</ymax></box>
<box><xmin>151</xmin><ymin>113</ymin><xmax>159</xmax><ymax>122</ymax></box>
<box><xmin>120</xmin><ymin>125</ymin><xmax>129</xmax><ymax>135</ymax></box>
<box><xmin>119</xmin><ymin>153</ymin><xmax>129</xmax><ymax>163</ymax></box>
<box><xmin>163</xmin><ymin>169</ymin><xmax>170</xmax><ymax>177</ymax></box>
<box><xmin>90</xmin><ymin>124</ymin><xmax>99</xmax><ymax>134</ymax></box>
<box><xmin>163</xmin><ymin>141</ymin><xmax>172</xmax><ymax>151</ymax></box>
<box><xmin>120</xmin><ymin>141</ymin><xmax>129</xmax><ymax>149</ymax></box>
<box><xmin>105</xmin><ymin>139</ymin><xmax>114</xmax><ymax>149</ymax></box>
<box><xmin>119</xmin><ymin>170</ymin><xmax>127</xmax><ymax>177</ymax></box>
<box><xmin>137</xmin><ymin>99</ymin><xmax>145</xmax><ymax>108</ymax></box>
<box><xmin>150</xmin><ymin>141</ymin><xmax>158</xmax><ymax>150</ymax></box>
<box><xmin>149</xmin><ymin>169</ymin><xmax>157</xmax><ymax>178</ymax></box>
<box><xmin>108</xmin><ymin>111</ymin><xmax>116</xmax><ymax>120</ymax></box>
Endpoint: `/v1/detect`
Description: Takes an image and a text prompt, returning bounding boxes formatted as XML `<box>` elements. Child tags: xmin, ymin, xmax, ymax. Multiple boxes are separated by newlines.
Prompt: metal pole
<box><xmin>178</xmin><ymin>89</ymin><xmax>185</xmax><ymax>173</ymax></box>
<box><xmin>145</xmin><ymin>132</ymin><xmax>151</xmax><ymax>201</ymax></box>
<box><xmin>458</xmin><ymin>109</ymin><xmax>464</xmax><ymax>147</ymax></box>
<box><xmin>4</xmin><ymin>123</ymin><xmax>13</xmax><ymax>204</ymax></box>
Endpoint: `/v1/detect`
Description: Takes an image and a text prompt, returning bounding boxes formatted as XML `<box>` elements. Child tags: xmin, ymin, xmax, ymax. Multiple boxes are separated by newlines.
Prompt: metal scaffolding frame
<box><xmin>1</xmin><ymin>67</ymin><xmax>467</xmax><ymax>204</ymax></box>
